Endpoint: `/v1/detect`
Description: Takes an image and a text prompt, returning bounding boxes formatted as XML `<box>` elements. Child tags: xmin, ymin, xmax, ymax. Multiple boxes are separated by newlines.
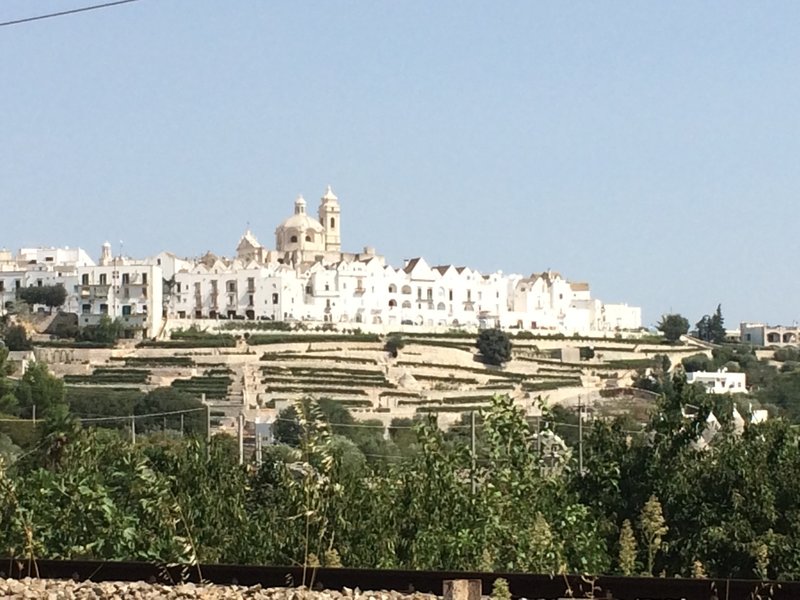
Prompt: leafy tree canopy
<box><xmin>17</xmin><ymin>284</ymin><xmax>67</xmax><ymax>309</ymax></box>
<box><xmin>657</xmin><ymin>313</ymin><xmax>689</xmax><ymax>343</ymax></box>
<box><xmin>476</xmin><ymin>328</ymin><xmax>513</xmax><ymax>365</ymax></box>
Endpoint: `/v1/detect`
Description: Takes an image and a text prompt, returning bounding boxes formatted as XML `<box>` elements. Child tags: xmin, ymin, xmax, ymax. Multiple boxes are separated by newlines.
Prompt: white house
<box><xmin>686</xmin><ymin>370</ymin><xmax>747</xmax><ymax>394</ymax></box>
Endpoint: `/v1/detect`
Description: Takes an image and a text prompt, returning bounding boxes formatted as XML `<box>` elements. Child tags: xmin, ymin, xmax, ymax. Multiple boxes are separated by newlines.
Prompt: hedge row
<box><xmin>264</xmin><ymin>385</ymin><xmax>369</xmax><ymax>396</ymax></box>
<box><xmin>248</xmin><ymin>333</ymin><xmax>381</xmax><ymax>346</ymax></box>
<box><xmin>261</xmin><ymin>366</ymin><xmax>385</xmax><ymax>378</ymax></box>
<box><xmin>110</xmin><ymin>356</ymin><xmax>195</xmax><ymax>367</ymax></box>
<box><xmin>521</xmin><ymin>380</ymin><xmax>580</xmax><ymax>392</ymax></box>
<box><xmin>260</xmin><ymin>353</ymin><xmax>379</xmax><ymax>365</ymax></box>
<box><xmin>170</xmin><ymin>376</ymin><xmax>231</xmax><ymax>399</ymax></box>
<box><xmin>35</xmin><ymin>340</ymin><xmax>114</xmax><ymax>349</ymax></box>
<box><xmin>139</xmin><ymin>339</ymin><xmax>237</xmax><ymax>349</ymax></box>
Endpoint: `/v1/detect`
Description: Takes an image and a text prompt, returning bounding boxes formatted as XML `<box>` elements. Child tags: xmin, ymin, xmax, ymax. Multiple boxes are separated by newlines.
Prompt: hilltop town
<box><xmin>0</xmin><ymin>186</ymin><xmax>641</xmax><ymax>339</ymax></box>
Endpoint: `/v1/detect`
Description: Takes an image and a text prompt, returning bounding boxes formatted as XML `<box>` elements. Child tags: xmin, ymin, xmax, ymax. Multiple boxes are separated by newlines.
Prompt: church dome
<box><xmin>277</xmin><ymin>195</ymin><xmax>325</xmax><ymax>233</ymax></box>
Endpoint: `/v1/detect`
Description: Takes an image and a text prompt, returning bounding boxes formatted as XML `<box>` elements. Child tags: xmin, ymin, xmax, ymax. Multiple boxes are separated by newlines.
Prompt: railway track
<box><xmin>0</xmin><ymin>559</ymin><xmax>796</xmax><ymax>600</ymax></box>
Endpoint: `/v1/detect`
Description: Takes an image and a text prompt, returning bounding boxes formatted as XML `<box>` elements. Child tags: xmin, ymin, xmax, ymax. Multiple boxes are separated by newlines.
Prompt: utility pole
<box><xmin>578</xmin><ymin>395</ymin><xmax>584</xmax><ymax>476</ymax></box>
<box><xmin>131</xmin><ymin>415</ymin><xmax>136</xmax><ymax>445</ymax></box>
<box><xmin>31</xmin><ymin>405</ymin><xmax>36</xmax><ymax>426</ymax></box>
<box><xmin>535</xmin><ymin>414</ymin><xmax>542</xmax><ymax>475</ymax></box>
<box><xmin>180</xmin><ymin>413</ymin><xmax>184</xmax><ymax>437</ymax></box>
<box><xmin>238</xmin><ymin>413</ymin><xmax>245</xmax><ymax>466</ymax></box>
<box><xmin>470</xmin><ymin>410</ymin><xmax>477</xmax><ymax>495</ymax></box>
<box><xmin>205</xmin><ymin>401</ymin><xmax>211</xmax><ymax>459</ymax></box>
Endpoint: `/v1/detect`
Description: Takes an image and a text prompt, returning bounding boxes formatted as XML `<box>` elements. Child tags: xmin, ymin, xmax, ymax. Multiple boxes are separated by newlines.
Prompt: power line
<box><xmin>0</xmin><ymin>0</ymin><xmax>141</xmax><ymax>28</ymax></box>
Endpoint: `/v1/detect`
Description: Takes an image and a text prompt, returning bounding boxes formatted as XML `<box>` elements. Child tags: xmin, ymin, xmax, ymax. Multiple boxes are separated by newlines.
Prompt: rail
<box><xmin>0</xmin><ymin>559</ymin><xmax>796</xmax><ymax>600</ymax></box>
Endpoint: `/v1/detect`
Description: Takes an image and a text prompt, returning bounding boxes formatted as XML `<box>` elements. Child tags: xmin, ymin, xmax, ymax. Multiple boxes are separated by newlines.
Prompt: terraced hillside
<box><xmin>35</xmin><ymin>331</ymin><xmax>709</xmax><ymax>429</ymax></box>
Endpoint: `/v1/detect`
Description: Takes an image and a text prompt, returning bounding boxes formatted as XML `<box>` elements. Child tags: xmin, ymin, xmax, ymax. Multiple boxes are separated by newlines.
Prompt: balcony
<box><xmin>76</xmin><ymin>284</ymin><xmax>110</xmax><ymax>299</ymax></box>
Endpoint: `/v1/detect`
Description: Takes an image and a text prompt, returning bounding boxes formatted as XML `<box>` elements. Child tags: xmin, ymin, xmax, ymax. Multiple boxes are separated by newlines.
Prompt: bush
<box><xmin>3</xmin><ymin>325</ymin><xmax>32</xmax><ymax>351</ymax></box>
<box><xmin>682</xmin><ymin>353</ymin><xmax>713</xmax><ymax>373</ymax></box>
<box><xmin>775</xmin><ymin>347</ymin><xmax>800</xmax><ymax>362</ymax></box>
<box><xmin>385</xmin><ymin>335</ymin><xmax>405</xmax><ymax>358</ymax></box>
<box><xmin>476</xmin><ymin>329</ymin><xmax>512</xmax><ymax>366</ymax></box>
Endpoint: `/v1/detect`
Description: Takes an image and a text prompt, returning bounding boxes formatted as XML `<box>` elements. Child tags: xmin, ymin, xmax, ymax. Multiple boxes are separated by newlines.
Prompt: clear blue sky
<box><xmin>2</xmin><ymin>1</ymin><xmax>799</xmax><ymax>328</ymax></box>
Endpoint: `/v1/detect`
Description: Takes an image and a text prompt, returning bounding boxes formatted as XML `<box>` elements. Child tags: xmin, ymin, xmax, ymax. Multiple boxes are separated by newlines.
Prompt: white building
<box><xmin>740</xmin><ymin>322</ymin><xmax>800</xmax><ymax>347</ymax></box>
<box><xmin>686</xmin><ymin>370</ymin><xmax>747</xmax><ymax>394</ymax></box>
<box><xmin>3</xmin><ymin>185</ymin><xmax>642</xmax><ymax>336</ymax></box>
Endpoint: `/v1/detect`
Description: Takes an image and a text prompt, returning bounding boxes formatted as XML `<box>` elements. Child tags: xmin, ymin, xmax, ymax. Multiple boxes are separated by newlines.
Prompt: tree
<box><xmin>696</xmin><ymin>305</ymin><xmax>726</xmax><ymax>344</ymax></box>
<box><xmin>17</xmin><ymin>284</ymin><xmax>67</xmax><ymax>309</ymax></box>
<box><xmin>78</xmin><ymin>315</ymin><xmax>125</xmax><ymax>344</ymax></box>
<box><xmin>477</xmin><ymin>328</ymin><xmax>512</xmax><ymax>366</ymax></box>
<box><xmin>13</xmin><ymin>361</ymin><xmax>65</xmax><ymax>419</ymax></box>
<box><xmin>384</xmin><ymin>335</ymin><xmax>405</xmax><ymax>358</ymax></box>
<box><xmin>695</xmin><ymin>315</ymin><xmax>712</xmax><ymax>342</ymax></box>
<box><xmin>657</xmin><ymin>314</ymin><xmax>689</xmax><ymax>343</ymax></box>
<box><xmin>709</xmin><ymin>304</ymin><xmax>726</xmax><ymax>344</ymax></box>
<box><xmin>2</xmin><ymin>325</ymin><xmax>31</xmax><ymax>351</ymax></box>
<box><xmin>681</xmin><ymin>353</ymin><xmax>713</xmax><ymax>373</ymax></box>
<box><xmin>135</xmin><ymin>387</ymin><xmax>206</xmax><ymax>437</ymax></box>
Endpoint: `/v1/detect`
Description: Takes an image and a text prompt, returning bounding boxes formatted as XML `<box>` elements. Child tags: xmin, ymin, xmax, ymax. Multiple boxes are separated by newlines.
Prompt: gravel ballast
<box><xmin>0</xmin><ymin>579</ymin><xmax>440</xmax><ymax>600</ymax></box>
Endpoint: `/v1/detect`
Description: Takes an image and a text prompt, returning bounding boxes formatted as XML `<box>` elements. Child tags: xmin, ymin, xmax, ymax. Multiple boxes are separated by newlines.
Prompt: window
<box><xmin>437</xmin><ymin>302</ymin><xmax>446</xmax><ymax>311</ymax></box>
<box><xmin>402</xmin><ymin>300</ymin><xmax>412</xmax><ymax>309</ymax></box>
<box><xmin>82</xmin><ymin>304</ymin><xmax>91</xmax><ymax>314</ymax></box>
<box><xmin>227</xmin><ymin>281</ymin><xmax>236</xmax><ymax>293</ymax></box>
<box><xmin>0</xmin><ymin>282</ymin><xmax>3</xmax><ymax>292</ymax></box>
<box><xmin>142</xmin><ymin>273</ymin><xmax>147</xmax><ymax>285</ymax></box>
<box><xmin>100</xmin><ymin>304</ymin><xmax>108</xmax><ymax>315</ymax></box>
<box><xmin>81</xmin><ymin>274</ymin><xmax>89</xmax><ymax>285</ymax></box>
<box><xmin>305</xmin><ymin>235</ymin><xmax>312</xmax><ymax>242</ymax></box>
<box><xmin>99</xmin><ymin>273</ymin><xmax>107</xmax><ymax>285</ymax></box>
<box><xmin>401</xmin><ymin>285</ymin><xmax>412</xmax><ymax>295</ymax></box>
<box><xmin>36</xmin><ymin>279</ymin><xmax>42</xmax><ymax>287</ymax></box>
<box><xmin>272</xmin><ymin>293</ymin><xmax>279</xmax><ymax>304</ymax></box>
<box><xmin>330</xmin><ymin>217</ymin><xmax>335</xmax><ymax>228</ymax></box>
<box><xmin>449</xmin><ymin>290</ymin><xmax>453</xmax><ymax>301</ymax></box>
<box><xmin>122</xmin><ymin>305</ymin><xmax>132</xmax><ymax>316</ymax></box>
<box><xmin>388</xmin><ymin>284</ymin><xmax>396</xmax><ymax>293</ymax></box>
<box><xmin>290</xmin><ymin>235</ymin><xmax>298</xmax><ymax>243</ymax></box>
<box><xmin>248</xmin><ymin>294</ymin><xmax>254</xmax><ymax>306</ymax></box>
<box><xmin>122</xmin><ymin>273</ymin><xmax>130</xmax><ymax>285</ymax></box>
<box><xmin>389</xmin><ymin>299</ymin><xmax>397</xmax><ymax>308</ymax></box>
<box><xmin>45</xmin><ymin>256</ymin><xmax>53</xmax><ymax>262</ymax></box>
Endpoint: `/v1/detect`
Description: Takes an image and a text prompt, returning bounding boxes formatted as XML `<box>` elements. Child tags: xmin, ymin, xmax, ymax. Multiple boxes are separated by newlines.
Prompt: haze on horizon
<box><xmin>2</xmin><ymin>1</ymin><xmax>799</xmax><ymax>328</ymax></box>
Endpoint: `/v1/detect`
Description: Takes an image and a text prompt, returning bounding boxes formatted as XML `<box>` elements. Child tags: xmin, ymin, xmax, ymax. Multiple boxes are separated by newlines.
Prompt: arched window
<box><xmin>290</xmin><ymin>235</ymin><xmax>298</xmax><ymax>243</ymax></box>
<box><xmin>330</xmin><ymin>217</ymin><xmax>336</xmax><ymax>229</ymax></box>
<box><xmin>437</xmin><ymin>302</ymin><xmax>446</xmax><ymax>311</ymax></box>
<box><xmin>305</xmin><ymin>235</ymin><xmax>312</xmax><ymax>242</ymax></box>
<box><xmin>401</xmin><ymin>285</ymin><xmax>412</xmax><ymax>295</ymax></box>
<box><xmin>388</xmin><ymin>299</ymin><xmax>397</xmax><ymax>308</ymax></box>
<box><xmin>388</xmin><ymin>284</ymin><xmax>397</xmax><ymax>294</ymax></box>
<box><xmin>401</xmin><ymin>300</ymin><xmax>412</xmax><ymax>309</ymax></box>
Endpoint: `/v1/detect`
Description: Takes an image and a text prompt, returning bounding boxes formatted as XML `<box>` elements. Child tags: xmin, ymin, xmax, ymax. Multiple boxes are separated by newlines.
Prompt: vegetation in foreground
<box><xmin>0</xmin><ymin>341</ymin><xmax>797</xmax><ymax>581</ymax></box>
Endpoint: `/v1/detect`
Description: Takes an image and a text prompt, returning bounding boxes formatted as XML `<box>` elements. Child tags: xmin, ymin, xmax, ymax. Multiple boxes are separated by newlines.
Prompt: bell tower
<box><xmin>319</xmin><ymin>185</ymin><xmax>341</xmax><ymax>252</ymax></box>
